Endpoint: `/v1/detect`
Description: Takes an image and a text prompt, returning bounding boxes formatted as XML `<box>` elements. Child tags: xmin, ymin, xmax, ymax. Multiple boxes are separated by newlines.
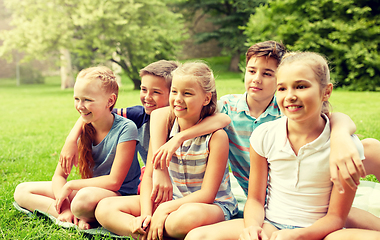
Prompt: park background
<box><xmin>0</xmin><ymin>0</ymin><xmax>379</xmax><ymax>239</ymax></box>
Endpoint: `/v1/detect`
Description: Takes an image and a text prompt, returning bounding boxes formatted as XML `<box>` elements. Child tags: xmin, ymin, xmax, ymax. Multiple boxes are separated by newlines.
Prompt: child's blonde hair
<box><xmin>77</xmin><ymin>66</ymin><xmax>118</xmax><ymax>179</ymax></box>
<box><xmin>278</xmin><ymin>52</ymin><xmax>332</xmax><ymax>115</ymax></box>
<box><xmin>167</xmin><ymin>61</ymin><xmax>217</xmax><ymax>138</ymax></box>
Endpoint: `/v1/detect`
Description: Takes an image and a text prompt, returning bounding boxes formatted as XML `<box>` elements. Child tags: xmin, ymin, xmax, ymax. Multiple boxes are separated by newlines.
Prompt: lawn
<box><xmin>0</xmin><ymin>57</ymin><xmax>379</xmax><ymax>239</ymax></box>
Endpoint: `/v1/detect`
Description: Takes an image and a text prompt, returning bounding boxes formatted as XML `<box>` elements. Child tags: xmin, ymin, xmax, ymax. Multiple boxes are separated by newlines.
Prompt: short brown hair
<box><xmin>246</xmin><ymin>41</ymin><xmax>286</xmax><ymax>66</ymax></box>
<box><xmin>139</xmin><ymin>60</ymin><xmax>179</xmax><ymax>89</ymax></box>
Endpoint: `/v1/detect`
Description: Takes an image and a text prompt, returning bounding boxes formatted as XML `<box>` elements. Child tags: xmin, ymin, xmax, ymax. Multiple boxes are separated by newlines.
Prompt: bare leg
<box><xmin>346</xmin><ymin>207</ymin><xmax>380</xmax><ymax>231</ymax></box>
<box><xmin>14</xmin><ymin>181</ymin><xmax>60</xmax><ymax>217</ymax></box>
<box><xmin>14</xmin><ymin>181</ymin><xmax>77</xmax><ymax>224</ymax></box>
<box><xmin>325</xmin><ymin>229</ymin><xmax>380</xmax><ymax>240</ymax></box>
<box><xmin>362</xmin><ymin>138</ymin><xmax>380</xmax><ymax>181</ymax></box>
<box><xmin>95</xmin><ymin>195</ymin><xmax>141</xmax><ymax>237</ymax></box>
<box><xmin>70</xmin><ymin>186</ymin><xmax>120</xmax><ymax>230</ymax></box>
<box><xmin>164</xmin><ymin>203</ymin><xmax>226</xmax><ymax>239</ymax></box>
<box><xmin>185</xmin><ymin>218</ymin><xmax>244</xmax><ymax>240</ymax></box>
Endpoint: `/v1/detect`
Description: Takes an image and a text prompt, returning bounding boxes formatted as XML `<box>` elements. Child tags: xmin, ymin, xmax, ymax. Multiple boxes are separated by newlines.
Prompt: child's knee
<box><xmin>71</xmin><ymin>187</ymin><xmax>98</xmax><ymax>214</ymax></box>
<box><xmin>14</xmin><ymin>182</ymin><xmax>30</xmax><ymax>204</ymax></box>
<box><xmin>95</xmin><ymin>198</ymin><xmax>113</xmax><ymax>224</ymax></box>
<box><xmin>166</xmin><ymin>204</ymin><xmax>205</xmax><ymax>235</ymax></box>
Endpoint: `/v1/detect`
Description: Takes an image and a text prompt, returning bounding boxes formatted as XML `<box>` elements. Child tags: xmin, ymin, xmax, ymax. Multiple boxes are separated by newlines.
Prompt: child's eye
<box><xmin>85</xmin><ymin>99</ymin><xmax>92</xmax><ymax>102</ymax></box>
<box><xmin>297</xmin><ymin>85</ymin><xmax>307</xmax><ymax>89</ymax></box>
<box><xmin>154</xmin><ymin>91</ymin><xmax>162</xmax><ymax>94</ymax></box>
<box><xmin>264</xmin><ymin>72</ymin><xmax>273</xmax><ymax>77</ymax></box>
<box><xmin>171</xmin><ymin>90</ymin><xmax>177</xmax><ymax>94</ymax></box>
<box><xmin>185</xmin><ymin>92</ymin><xmax>192</xmax><ymax>96</ymax></box>
<box><xmin>277</xmin><ymin>87</ymin><xmax>286</xmax><ymax>91</ymax></box>
<box><xmin>249</xmin><ymin>70</ymin><xmax>256</xmax><ymax>74</ymax></box>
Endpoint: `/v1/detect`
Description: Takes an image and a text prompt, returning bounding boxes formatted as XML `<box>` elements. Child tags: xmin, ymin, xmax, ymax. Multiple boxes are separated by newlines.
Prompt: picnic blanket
<box><xmin>13</xmin><ymin>175</ymin><xmax>380</xmax><ymax>239</ymax></box>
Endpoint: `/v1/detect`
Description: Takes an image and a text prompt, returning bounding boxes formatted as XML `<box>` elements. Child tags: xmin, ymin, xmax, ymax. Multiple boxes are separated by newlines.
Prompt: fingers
<box><xmin>55</xmin><ymin>199</ymin><xmax>63</xmax><ymax>214</ymax></box>
<box><xmin>154</xmin><ymin>187</ymin><xmax>163</xmax><ymax>204</ymax></box>
<box><xmin>153</xmin><ymin>151</ymin><xmax>162</xmax><ymax>169</ymax></box>
<box><xmin>330</xmin><ymin>165</ymin><xmax>345</xmax><ymax>194</ymax></box>
<box><xmin>150</xmin><ymin>186</ymin><xmax>159</xmax><ymax>202</ymax></box>
<box><xmin>142</xmin><ymin>215</ymin><xmax>151</xmax><ymax>231</ymax></box>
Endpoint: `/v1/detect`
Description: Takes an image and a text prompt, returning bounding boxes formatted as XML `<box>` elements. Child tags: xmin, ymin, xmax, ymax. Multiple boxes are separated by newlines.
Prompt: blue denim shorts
<box><xmin>214</xmin><ymin>202</ymin><xmax>234</xmax><ymax>220</ymax></box>
<box><xmin>264</xmin><ymin>218</ymin><xmax>302</xmax><ymax>230</ymax></box>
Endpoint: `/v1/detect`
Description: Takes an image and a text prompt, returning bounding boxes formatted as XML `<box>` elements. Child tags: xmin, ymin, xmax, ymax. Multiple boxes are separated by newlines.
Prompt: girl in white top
<box><xmin>240</xmin><ymin>52</ymin><xmax>365</xmax><ymax>240</ymax></box>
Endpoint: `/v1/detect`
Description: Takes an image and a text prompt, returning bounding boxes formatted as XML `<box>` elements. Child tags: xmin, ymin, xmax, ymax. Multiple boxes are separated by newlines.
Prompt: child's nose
<box><xmin>286</xmin><ymin>90</ymin><xmax>297</xmax><ymax>101</ymax></box>
<box><xmin>145</xmin><ymin>92</ymin><xmax>153</xmax><ymax>101</ymax></box>
<box><xmin>252</xmin><ymin>74</ymin><xmax>262</xmax><ymax>84</ymax></box>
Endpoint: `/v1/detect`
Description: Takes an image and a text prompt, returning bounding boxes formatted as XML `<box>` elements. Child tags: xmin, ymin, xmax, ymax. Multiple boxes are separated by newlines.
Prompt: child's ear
<box><xmin>322</xmin><ymin>83</ymin><xmax>333</xmax><ymax>101</ymax></box>
<box><xmin>108</xmin><ymin>93</ymin><xmax>117</xmax><ymax>108</ymax></box>
<box><xmin>203</xmin><ymin>92</ymin><xmax>212</xmax><ymax>106</ymax></box>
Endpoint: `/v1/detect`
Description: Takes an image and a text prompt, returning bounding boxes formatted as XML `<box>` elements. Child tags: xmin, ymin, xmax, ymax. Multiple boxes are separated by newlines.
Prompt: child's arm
<box><xmin>151</xmin><ymin>107</ymin><xmax>231</xmax><ymax>169</ymax></box>
<box><xmin>59</xmin><ymin>117</ymin><xmax>83</xmax><ymax>175</ymax></box>
<box><xmin>329</xmin><ymin>112</ymin><xmax>366</xmax><ymax>193</ymax></box>
<box><xmin>136</xmin><ymin>142</ymin><xmax>156</xmax><ymax>235</ymax></box>
<box><xmin>272</xmin><ymin>173</ymin><xmax>356</xmax><ymax>240</ymax></box>
<box><xmin>148</xmin><ymin>129</ymin><xmax>229</xmax><ymax>240</ymax></box>
<box><xmin>240</xmin><ymin>146</ymin><xmax>269</xmax><ymax>240</ymax></box>
<box><xmin>55</xmin><ymin>140</ymin><xmax>137</xmax><ymax>211</ymax></box>
<box><xmin>51</xmin><ymin>163</ymin><xmax>78</xmax><ymax>224</ymax></box>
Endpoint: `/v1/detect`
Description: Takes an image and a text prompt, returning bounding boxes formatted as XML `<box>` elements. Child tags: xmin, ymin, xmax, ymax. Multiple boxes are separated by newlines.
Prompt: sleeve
<box><xmin>249</xmin><ymin>122</ymin><xmax>271</xmax><ymax>158</ymax></box>
<box><xmin>352</xmin><ymin>134</ymin><xmax>366</xmax><ymax>160</ymax></box>
<box><xmin>113</xmin><ymin>105</ymin><xmax>146</xmax><ymax>128</ymax></box>
<box><xmin>118</xmin><ymin>119</ymin><xmax>139</xmax><ymax>145</ymax></box>
<box><xmin>217</xmin><ymin>96</ymin><xmax>229</xmax><ymax>114</ymax></box>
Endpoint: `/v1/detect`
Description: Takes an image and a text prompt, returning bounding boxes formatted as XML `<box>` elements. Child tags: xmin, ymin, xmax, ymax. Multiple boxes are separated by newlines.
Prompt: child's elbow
<box><xmin>108</xmin><ymin>178</ymin><xmax>124</xmax><ymax>192</ymax></box>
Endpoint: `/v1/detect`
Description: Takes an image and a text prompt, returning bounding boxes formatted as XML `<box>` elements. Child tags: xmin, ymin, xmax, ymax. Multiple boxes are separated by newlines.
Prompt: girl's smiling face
<box><xmin>74</xmin><ymin>78</ymin><xmax>113</xmax><ymax>124</ymax></box>
<box><xmin>169</xmin><ymin>75</ymin><xmax>211</xmax><ymax>126</ymax></box>
<box><xmin>276</xmin><ymin>62</ymin><xmax>332</xmax><ymax>123</ymax></box>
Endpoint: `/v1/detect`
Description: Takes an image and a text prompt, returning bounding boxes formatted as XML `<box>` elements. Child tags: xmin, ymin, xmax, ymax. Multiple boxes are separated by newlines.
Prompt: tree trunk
<box><xmin>229</xmin><ymin>53</ymin><xmax>241</xmax><ymax>72</ymax></box>
<box><xmin>132</xmin><ymin>78</ymin><xmax>141</xmax><ymax>90</ymax></box>
<box><xmin>60</xmin><ymin>48</ymin><xmax>75</xmax><ymax>89</ymax></box>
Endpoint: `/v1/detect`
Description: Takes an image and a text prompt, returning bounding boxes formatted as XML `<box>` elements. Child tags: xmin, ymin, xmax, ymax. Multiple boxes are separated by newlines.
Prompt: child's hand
<box><xmin>329</xmin><ymin>136</ymin><xmax>366</xmax><ymax>193</ymax></box>
<box><xmin>55</xmin><ymin>183</ymin><xmax>73</xmax><ymax>214</ymax></box>
<box><xmin>59</xmin><ymin>140</ymin><xmax>78</xmax><ymax>175</ymax></box>
<box><xmin>147</xmin><ymin>205</ymin><xmax>170</xmax><ymax>240</ymax></box>
<box><xmin>151</xmin><ymin>169</ymin><xmax>173</xmax><ymax>204</ymax></box>
<box><xmin>57</xmin><ymin>209</ymin><xmax>78</xmax><ymax>225</ymax></box>
<box><xmin>152</xmin><ymin>134</ymin><xmax>181</xmax><ymax>169</ymax></box>
<box><xmin>131</xmin><ymin>215</ymin><xmax>151</xmax><ymax>236</ymax></box>
<box><xmin>239</xmin><ymin>225</ymin><xmax>268</xmax><ymax>240</ymax></box>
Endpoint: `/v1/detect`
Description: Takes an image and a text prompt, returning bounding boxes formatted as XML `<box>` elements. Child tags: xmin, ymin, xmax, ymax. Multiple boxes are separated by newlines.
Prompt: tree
<box><xmin>0</xmin><ymin>0</ymin><xmax>76</xmax><ymax>89</ymax></box>
<box><xmin>0</xmin><ymin>0</ymin><xmax>187</xmax><ymax>89</ymax></box>
<box><xmin>179</xmin><ymin>0</ymin><xmax>267</xmax><ymax>72</ymax></box>
<box><xmin>244</xmin><ymin>0</ymin><xmax>380</xmax><ymax>90</ymax></box>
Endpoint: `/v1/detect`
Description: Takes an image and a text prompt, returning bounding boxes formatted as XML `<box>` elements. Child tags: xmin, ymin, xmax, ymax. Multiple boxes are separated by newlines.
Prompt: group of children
<box><xmin>14</xmin><ymin>41</ymin><xmax>380</xmax><ymax>240</ymax></box>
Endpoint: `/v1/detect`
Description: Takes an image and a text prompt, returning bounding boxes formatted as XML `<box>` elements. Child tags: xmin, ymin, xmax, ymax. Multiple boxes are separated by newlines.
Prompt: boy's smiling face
<box><xmin>244</xmin><ymin>56</ymin><xmax>278</xmax><ymax>106</ymax></box>
<box><xmin>140</xmin><ymin>75</ymin><xmax>170</xmax><ymax>115</ymax></box>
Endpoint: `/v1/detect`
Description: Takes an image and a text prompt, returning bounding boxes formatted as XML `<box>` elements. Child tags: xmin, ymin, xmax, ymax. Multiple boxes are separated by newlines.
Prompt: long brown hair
<box><xmin>76</xmin><ymin>66</ymin><xmax>118</xmax><ymax>179</ymax></box>
<box><xmin>166</xmin><ymin>62</ymin><xmax>217</xmax><ymax>139</ymax></box>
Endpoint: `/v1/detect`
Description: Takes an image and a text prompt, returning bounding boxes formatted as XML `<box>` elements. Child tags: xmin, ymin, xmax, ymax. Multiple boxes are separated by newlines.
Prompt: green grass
<box><xmin>1</xmin><ymin>57</ymin><xmax>379</xmax><ymax>239</ymax></box>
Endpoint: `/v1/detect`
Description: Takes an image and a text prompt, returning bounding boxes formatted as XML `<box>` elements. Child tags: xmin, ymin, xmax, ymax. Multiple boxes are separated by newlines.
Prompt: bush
<box><xmin>20</xmin><ymin>64</ymin><xmax>45</xmax><ymax>84</ymax></box>
<box><xmin>243</xmin><ymin>0</ymin><xmax>380</xmax><ymax>91</ymax></box>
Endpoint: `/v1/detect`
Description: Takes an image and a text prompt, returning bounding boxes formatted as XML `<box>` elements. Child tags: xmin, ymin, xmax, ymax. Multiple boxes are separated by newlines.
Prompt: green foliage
<box><xmin>244</xmin><ymin>0</ymin><xmax>380</xmax><ymax>91</ymax></box>
<box><xmin>178</xmin><ymin>0</ymin><xmax>267</xmax><ymax>65</ymax></box>
<box><xmin>0</xmin><ymin>0</ymin><xmax>187</xmax><ymax>89</ymax></box>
